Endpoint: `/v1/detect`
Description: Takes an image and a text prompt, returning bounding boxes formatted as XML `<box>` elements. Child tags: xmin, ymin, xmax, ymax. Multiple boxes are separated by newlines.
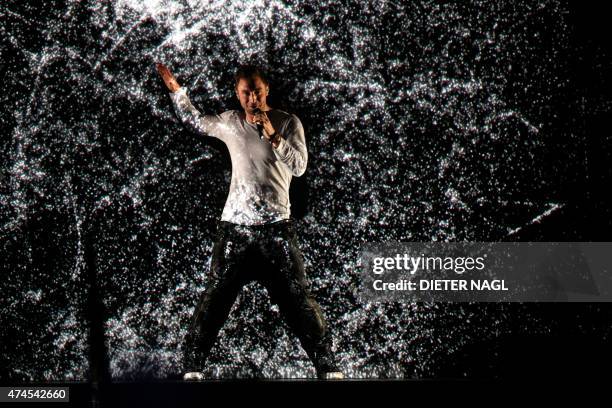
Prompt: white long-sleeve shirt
<box><xmin>169</xmin><ymin>87</ymin><xmax>308</xmax><ymax>225</ymax></box>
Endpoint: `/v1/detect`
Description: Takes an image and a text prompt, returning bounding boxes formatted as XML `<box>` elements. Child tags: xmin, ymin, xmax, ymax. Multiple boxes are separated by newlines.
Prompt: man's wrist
<box><xmin>270</xmin><ymin>132</ymin><xmax>282</xmax><ymax>148</ymax></box>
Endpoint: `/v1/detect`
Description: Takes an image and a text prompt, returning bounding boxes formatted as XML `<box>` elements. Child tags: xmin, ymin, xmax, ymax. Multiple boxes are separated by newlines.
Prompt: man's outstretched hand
<box><xmin>156</xmin><ymin>63</ymin><xmax>181</xmax><ymax>93</ymax></box>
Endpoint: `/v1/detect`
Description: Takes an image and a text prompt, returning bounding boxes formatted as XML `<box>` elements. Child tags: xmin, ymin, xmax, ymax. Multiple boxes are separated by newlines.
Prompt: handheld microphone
<box><xmin>253</xmin><ymin>108</ymin><xmax>264</xmax><ymax>140</ymax></box>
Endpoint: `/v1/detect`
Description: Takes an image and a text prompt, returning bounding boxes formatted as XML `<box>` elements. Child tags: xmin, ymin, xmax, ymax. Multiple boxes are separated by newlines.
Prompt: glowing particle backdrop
<box><xmin>1</xmin><ymin>0</ymin><xmax>610</xmax><ymax>380</ymax></box>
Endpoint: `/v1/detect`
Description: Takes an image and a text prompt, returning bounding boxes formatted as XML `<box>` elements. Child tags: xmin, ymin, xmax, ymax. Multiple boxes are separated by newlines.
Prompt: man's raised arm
<box><xmin>156</xmin><ymin>63</ymin><xmax>227</xmax><ymax>141</ymax></box>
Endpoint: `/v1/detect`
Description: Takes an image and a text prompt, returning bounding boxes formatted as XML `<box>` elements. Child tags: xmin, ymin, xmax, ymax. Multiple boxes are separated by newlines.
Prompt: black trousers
<box><xmin>182</xmin><ymin>219</ymin><xmax>336</xmax><ymax>375</ymax></box>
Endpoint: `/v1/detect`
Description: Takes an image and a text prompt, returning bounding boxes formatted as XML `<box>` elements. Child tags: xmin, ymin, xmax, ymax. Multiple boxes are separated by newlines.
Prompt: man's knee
<box><xmin>285</xmin><ymin>294</ymin><xmax>326</xmax><ymax>337</ymax></box>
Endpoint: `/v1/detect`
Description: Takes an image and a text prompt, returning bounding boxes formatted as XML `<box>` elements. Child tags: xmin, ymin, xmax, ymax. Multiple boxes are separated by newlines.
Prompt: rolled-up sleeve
<box><xmin>169</xmin><ymin>87</ymin><xmax>227</xmax><ymax>142</ymax></box>
<box><xmin>273</xmin><ymin>114</ymin><xmax>308</xmax><ymax>177</ymax></box>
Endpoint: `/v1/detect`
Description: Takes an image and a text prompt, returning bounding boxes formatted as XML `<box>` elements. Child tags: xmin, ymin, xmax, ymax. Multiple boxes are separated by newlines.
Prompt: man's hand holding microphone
<box><xmin>252</xmin><ymin>109</ymin><xmax>281</xmax><ymax>148</ymax></box>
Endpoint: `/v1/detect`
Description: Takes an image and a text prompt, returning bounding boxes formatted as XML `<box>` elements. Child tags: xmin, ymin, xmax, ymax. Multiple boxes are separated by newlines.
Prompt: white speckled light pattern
<box><xmin>1</xmin><ymin>0</ymin><xmax>601</xmax><ymax>381</ymax></box>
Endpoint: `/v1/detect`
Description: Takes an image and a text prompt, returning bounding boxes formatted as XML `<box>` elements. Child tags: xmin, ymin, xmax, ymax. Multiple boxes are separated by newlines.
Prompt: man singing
<box><xmin>156</xmin><ymin>63</ymin><xmax>343</xmax><ymax>380</ymax></box>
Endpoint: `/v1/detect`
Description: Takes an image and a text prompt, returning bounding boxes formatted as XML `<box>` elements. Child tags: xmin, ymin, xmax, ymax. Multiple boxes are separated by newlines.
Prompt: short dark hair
<box><xmin>234</xmin><ymin>65</ymin><xmax>269</xmax><ymax>87</ymax></box>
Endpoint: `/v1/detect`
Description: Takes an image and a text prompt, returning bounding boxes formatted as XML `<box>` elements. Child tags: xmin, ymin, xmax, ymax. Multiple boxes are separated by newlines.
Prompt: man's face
<box><xmin>235</xmin><ymin>75</ymin><xmax>269</xmax><ymax>114</ymax></box>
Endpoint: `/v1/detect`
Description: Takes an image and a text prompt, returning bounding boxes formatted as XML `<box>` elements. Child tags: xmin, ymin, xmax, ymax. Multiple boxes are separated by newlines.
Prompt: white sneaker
<box><xmin>324</xmin><ymin>371</ymin><xmax>344</xmax><ymax>380</ymax></box>
<box><xmin>183</xmin><ymin>372</ymin><xmax>205</xmax><ymax>381</ymax></box>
